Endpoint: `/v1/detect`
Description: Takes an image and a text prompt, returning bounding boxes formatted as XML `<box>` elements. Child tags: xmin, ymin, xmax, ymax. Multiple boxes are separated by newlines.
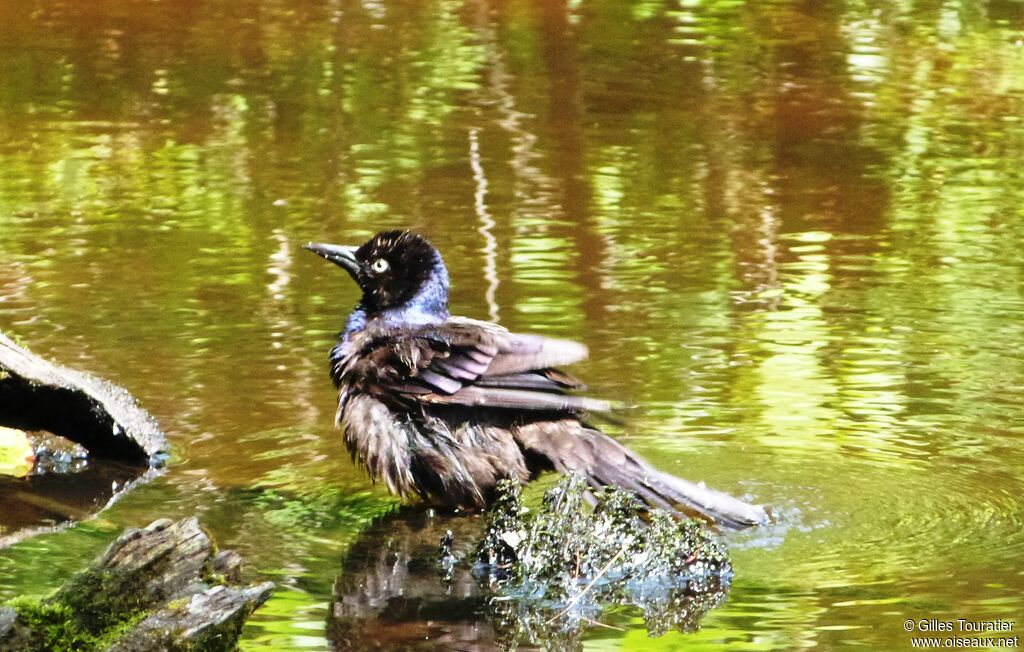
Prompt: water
<box><xmin>1</xmin><ymin>0</ymin><xmax>1023</xmax><ymax>649</ymax></box>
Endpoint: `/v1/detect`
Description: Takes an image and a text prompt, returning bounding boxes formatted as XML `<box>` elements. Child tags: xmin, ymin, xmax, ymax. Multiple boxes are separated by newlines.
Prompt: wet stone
<box><xmin>25</xmin><ymin>431</ymin><xmax>89</xmax><ymax>475</ymax></box>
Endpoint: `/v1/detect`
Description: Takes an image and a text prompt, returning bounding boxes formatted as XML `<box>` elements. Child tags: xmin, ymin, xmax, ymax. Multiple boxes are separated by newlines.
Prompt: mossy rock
<box><xmin>0</xmin><ymin>518</ymin><xmax>273</xmax><ymax>652</ymax></box>
<box><xmin>472</xmin><ymin>476</ymin><xmax>733</xmax><ymax>644</ymax></box>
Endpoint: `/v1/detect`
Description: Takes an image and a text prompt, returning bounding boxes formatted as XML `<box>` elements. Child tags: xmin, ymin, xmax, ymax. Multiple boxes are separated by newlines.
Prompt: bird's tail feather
<box><xmin>582</xmin><ymin>430</ymin><xmax>770</xmax><ymax>528</ymax></box>
<box><xmin>518</xmin><ymin>423</ymin><xmax>770</xmax><ymax>528</ymax></box>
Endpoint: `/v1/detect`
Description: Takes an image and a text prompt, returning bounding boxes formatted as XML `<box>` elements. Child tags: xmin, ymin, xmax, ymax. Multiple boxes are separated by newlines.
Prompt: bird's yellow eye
<box><xmin>370</xmin><ymin>258</ymin><xmax>389</xmax><ymax>273</ymax></box>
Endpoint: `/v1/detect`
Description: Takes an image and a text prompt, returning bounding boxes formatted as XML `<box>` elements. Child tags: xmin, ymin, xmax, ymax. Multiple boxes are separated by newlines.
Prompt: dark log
<box><xmin>0</xmin><ymin>332</ymin><xmax>167</xmax><ymax>465</ymax></box>
<box><xmin>0</xmin><ymin>517</ymin><xmax>274</xmax><ymax>652</ymax></box>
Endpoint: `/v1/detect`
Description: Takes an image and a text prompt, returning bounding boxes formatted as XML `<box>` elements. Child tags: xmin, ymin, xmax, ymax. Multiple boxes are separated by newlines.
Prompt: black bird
<box><xmin>305</xmin><ymin>230</ymin><xmax>769</xmax><ymax>527</ymax></box>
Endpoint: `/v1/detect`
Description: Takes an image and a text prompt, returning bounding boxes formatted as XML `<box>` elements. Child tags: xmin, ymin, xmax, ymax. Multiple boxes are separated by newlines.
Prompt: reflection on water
<box><xmin>328</xmin><ymin>501</ymin><xmax>731</xmax><ymax>650</ymax></box>
<box><xmin>0</xmin><ymin>461</ymin><xmax>155</xmax><ymax>547</ymax></box>
<box><xmin>2</xmin><ymin>0</ymin><xmax>1024</xmax><ymax>649</ymax></box>
<box><xmin>327</xmin><ymin>510</ymin><xmax>496</xmax><ymax>650</ymax></box>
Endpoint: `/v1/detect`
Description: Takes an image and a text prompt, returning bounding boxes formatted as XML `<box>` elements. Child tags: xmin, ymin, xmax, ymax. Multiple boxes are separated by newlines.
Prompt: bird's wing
<box><xmin>342</xmin><ymin>318</ymin><xmax>612</xmax><ymax>413</ymax></box>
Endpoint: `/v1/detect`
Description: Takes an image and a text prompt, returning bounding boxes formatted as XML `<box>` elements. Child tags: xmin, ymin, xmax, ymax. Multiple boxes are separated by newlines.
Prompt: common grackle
<box><xmin>305</xmin><ymin>230</ymin><xmax>768</xmax><ymax>527</ymax></box>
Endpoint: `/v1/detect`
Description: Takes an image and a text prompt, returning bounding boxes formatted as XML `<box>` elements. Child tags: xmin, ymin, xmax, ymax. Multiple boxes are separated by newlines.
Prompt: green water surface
<box><xmin>1</xmin><ymin>0</ymin><xmax>1023</xmax><ymax>649</ymax></box>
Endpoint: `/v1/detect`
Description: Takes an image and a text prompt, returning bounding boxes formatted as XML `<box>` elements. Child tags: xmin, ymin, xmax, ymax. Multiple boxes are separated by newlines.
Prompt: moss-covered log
<box><xmin>0</xmin><ymin>518</ymin><xmax>273</xmax><ymax>652</ymax></box>
<box><xmin>0</xmin><ymin>331</ymin><xmax>167</xmax><ymax>466</ymax></box>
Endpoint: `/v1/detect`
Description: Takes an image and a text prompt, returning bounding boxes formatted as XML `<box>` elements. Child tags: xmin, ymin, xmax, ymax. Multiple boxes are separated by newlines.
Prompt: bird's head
<box><xmin>304</xmin><ymin>230</ymin><xmax>449</xmax><ymax>317</ymax></box>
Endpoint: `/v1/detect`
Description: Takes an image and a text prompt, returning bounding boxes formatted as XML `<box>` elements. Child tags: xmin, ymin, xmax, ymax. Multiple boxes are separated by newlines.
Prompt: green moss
<box><xmin>4</xmin><ymin>597</ymin><xmax>96</xmax><ymax>652</ymax></box>
<box><xmin>2</xmin><ymin>568</ymin><xmax>150</xmax><ymax>652</ymax></box>
<box><xmin>88</xmin><ymin>612</ymin><xmax>150</xmax><ymax>651</ymax></box>
<box><xmin>51</xmin><ymin>567</ymin><xmax>149</xmax><ymax>634</ymax></box>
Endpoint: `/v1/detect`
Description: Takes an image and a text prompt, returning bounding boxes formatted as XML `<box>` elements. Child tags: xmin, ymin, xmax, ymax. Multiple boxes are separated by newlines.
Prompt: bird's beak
<box><xmin>304</xmin><ymin>242</ymin><xmax>360</xmax><ymax>278</ymax></box>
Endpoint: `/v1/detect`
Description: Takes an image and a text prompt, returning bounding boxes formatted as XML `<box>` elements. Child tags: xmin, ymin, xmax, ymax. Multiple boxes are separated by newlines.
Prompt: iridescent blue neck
<box><xmin>340</xmin><ymin>307</ymin><xmax>368</xmax><ymax>341</ymax></box>
<box><xmin>341</xmin><ymin>260</ymin><xmax>450</xmax><ymax>341</ymax></box>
